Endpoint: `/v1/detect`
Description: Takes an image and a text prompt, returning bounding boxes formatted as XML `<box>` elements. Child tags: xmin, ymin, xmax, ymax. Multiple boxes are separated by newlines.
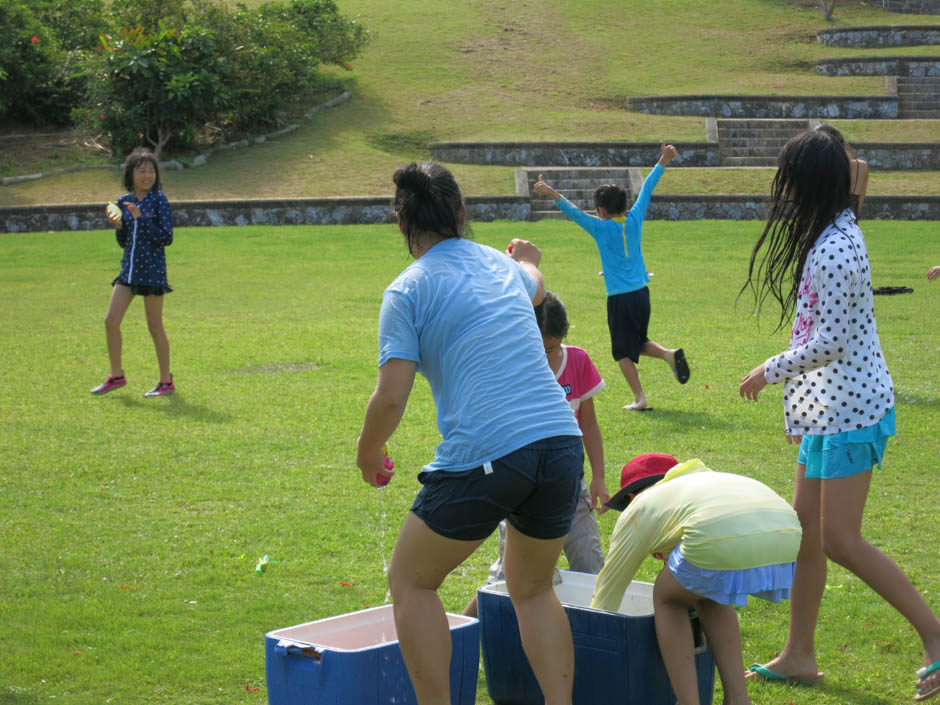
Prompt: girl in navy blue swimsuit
<box><xmin>91</xmin><ymin>149</ymin><xmax>175</xmax><ymax>397</ymax></box>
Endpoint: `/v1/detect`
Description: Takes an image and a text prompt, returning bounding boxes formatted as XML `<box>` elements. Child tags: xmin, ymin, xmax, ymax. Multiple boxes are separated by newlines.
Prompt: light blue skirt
<box><xmin>798</xmin><ymin>407</ymin><xmax>896</xmax><ymax>480</ymax></box>
<box><xmin>667</xmin><ymin>544</ymin><xmax>796</xmax><ymax>607</ymax></box>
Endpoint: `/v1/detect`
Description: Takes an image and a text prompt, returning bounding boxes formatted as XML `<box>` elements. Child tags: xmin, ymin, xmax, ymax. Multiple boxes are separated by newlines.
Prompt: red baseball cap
<box><xmin>604</xmin><ymin>453</ymin><xmax>679</xmax><ymax>511</ymax></box>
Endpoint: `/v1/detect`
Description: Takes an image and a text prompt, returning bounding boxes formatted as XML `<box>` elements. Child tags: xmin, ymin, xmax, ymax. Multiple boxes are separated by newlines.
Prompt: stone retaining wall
<box><xmin>854</xmin><ymin>142</ymin><xmax>940</xmax><ymax>169</ymax></box>
<box><xmin>817</xmin><ymin>25</ymin><xmax>940</xmax><ymax>47</ymax></box>
<box><xmin>0</xmin><ymin>196</ymin><xmax>530</xmax><ymax>234</ymax></box>
<box><xmin>3</xmin><ymin>195</ymin><xmax>938</xmax><ymax>232</ymax></box>
<box><xmin>627</xmin><ymin>95</ymin><xmax>899</xmax><ymax>119</ymax></box>
<box><xmin>816</xmin><ymin>57</ymin><xmax>940</xmax><ymax>76</ymax></box>
<box><xmin>432</xmin><ymin>140</ymin><xmax>938</xmax><ymax>169</ymax></box>
<box><xmin>429</xmin><ymin>141</ymin><xmax>720</xmax><ymax>167</ymax></box>
<box><xmin>648</xmin><ymin>195</ymin><xmax>940</xmax><ymax>220</ymax></box>
<box><xmin>878</xmin><ymin>0</ymin><xmax>940</xmax><ymax>14</ymax></box>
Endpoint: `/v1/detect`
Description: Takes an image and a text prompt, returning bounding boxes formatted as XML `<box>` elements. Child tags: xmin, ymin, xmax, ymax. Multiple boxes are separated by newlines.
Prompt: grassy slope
<box><xmin>0</xmin><ymin>0</ymin><xmax>937</xmax><ymax>205</ymax></box>
<box><xmin>0</xmin><ymin>220</ymin><xmax>937</xmax><ymax>705</ymax></box>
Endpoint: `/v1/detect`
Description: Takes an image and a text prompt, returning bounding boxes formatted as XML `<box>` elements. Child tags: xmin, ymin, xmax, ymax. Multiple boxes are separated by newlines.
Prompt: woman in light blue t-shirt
<box><xmin>357</xmin><ymin>162</ymin><xmax>583</xmax><ymax>705</ymax></box>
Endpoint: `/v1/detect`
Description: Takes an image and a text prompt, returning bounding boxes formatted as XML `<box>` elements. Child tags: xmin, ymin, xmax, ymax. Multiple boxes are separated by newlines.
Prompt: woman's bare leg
<box><xmin>387</xmin><ymin>512</ymin><xmax>484</xmax><ymax>705</ymax></box>
<box><xmin>503</xmin><ymin>522</ymin><xmax>573</xmax><ymax>705</ymax></box>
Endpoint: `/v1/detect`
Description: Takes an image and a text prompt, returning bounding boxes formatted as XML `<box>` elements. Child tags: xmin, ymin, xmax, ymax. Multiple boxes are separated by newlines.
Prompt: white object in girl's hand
<box><xmin>106</xmin><ymin>202</ymin><xmax>121</xmax><ymax>220</ymax></box>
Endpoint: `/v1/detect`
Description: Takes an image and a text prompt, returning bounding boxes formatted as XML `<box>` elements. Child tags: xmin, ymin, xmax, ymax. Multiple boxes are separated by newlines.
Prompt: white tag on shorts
<box><xmin>483</xmin><ymin>461</ymin><xmax>494</xmax><ymax>475</ymax></box>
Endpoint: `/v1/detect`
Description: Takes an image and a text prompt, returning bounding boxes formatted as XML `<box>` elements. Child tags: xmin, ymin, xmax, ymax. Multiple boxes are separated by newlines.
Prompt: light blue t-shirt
<box><xmin>378</xmin><ymin>238</ymin><xmax>581</xmax><ymax>474</ymax></box>
<box><xmin>555</xmin><ymin>163</ymin><xmax>664</xmax><ymax>296</ymax></box>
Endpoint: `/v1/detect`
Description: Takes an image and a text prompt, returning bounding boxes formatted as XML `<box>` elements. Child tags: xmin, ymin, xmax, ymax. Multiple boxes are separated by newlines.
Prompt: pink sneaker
<box><xmin>91</xmin><ymin>375</ymin><xmax>126</xmax><ymax>395</ymax></box>
<box><xmin>144</xmin><ymin>376</ymin><xmax>174</xmax><ymax>397</ymax></box>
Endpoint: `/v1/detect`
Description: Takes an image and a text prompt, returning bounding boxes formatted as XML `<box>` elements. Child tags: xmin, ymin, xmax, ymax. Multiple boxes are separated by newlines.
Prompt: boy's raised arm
<box><xmin>657</xmin><ymin>141</ymin><xmax>677</xmax><ymax>167</ymax></box>
<box><xmin>532</xmin><ymin>174</ymin><xmax>562</xmax><ymax>201</ymax></box>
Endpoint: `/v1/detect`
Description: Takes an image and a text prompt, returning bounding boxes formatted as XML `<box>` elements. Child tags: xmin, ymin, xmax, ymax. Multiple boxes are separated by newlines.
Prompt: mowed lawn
<box><xmin>2</xmin><ymin>0</ymin><xmax>939</xmax><ymax>204</ymax></box>
<box><xmin>0</xmin><ymin>219</ymin><xmax>937</xmax><ymax>705</ymax></box>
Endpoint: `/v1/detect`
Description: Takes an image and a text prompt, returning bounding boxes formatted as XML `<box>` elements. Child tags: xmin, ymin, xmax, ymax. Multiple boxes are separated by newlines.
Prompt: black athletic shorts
<box><xmin>410</xmin><ymin>435</ymin><xmax>584</xmax><ymax>542</ymax></box>
<box><xmin>607</xmin><ymin>287</ymin><xmax>650</xmax><ymax>362</ymax></box>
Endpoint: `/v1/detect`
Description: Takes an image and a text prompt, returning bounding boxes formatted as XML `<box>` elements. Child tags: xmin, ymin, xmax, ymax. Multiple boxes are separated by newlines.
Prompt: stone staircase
<box><xmin>521</xmin><ymin>167</ymin><xmax>632</xmax><ymax>220</ymax></box>
<box><xmin>717</xmin><ymin>119</ymin><xmax>811</xmax><ymax>166</ymax></box>
<box><xmin>896</xmin><ymin>76</ymin><xmax>940</xmax><ymax>117</ymax></box>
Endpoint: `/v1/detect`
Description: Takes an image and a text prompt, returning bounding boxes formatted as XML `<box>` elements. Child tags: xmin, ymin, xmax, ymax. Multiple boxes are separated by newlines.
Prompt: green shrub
<box><xmin>0</xmin><ymin>0</ymin><xmax>104</xmax><ymax>124</ymax></box>
<box><xmin>71</xmin><ymin>0</ymin><xmax>371</xmax><ymax>155</ymax></box>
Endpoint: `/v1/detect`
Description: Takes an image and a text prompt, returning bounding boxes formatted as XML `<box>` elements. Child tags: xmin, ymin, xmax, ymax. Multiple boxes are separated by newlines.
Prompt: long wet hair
<box><xmin>534</xmin><ymin>290</ymin><xmax>570</xmax><ymax>340</ymax></box>
<box><xmin>741</xmin><ymin>129</ymin><xmax>850</xmax><ymax>330</ymax></box>
<box><xmin>392</xmin><ymin>162</ymin><xmax>469</xmax><ymax>256</ymax></box>
<box><xmin>122</xmin><ymin>148</ymin><xmax>162</xmax><ymax>192</ymax></box>
<box><xmin>814</xmin><ymin>123</ymin><xmax>857</xmax><ymax>159</ymax></box>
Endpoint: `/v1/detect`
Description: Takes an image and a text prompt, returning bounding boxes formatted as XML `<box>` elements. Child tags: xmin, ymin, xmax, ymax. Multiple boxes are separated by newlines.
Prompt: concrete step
<box><xmin>716</xmin><ymin>119</ymin><xmax>810</xmax><ymax>130</ymax></box>
<box><xmin>528</xmin><ymin>186</ymin><xmax>606</xmax><ymax>197</ymax></box>
<box><xmin>899</xmin><ymin>100</ymin><xmax>940</xmax><ymax>109</ymax></box>
<box><xmin>718</xmin><ymin>136</ymin><xmax>793</xmax><ymax>147</ymax></box>
<box><xmin>522</xmin><ymin>167</ymin><xmax>630</xmax><ymax>181</ymax></box>
<box><xmin>896</xmin><ymin>77</ymin><xmax>940</xmax><ymax>85</ymax></box>
<box><xmin>899</xmin><ymin>108</ymin><xmax>940</xmax><ymax>117</ymax></box>
<box><xmin>720</xmin><ymin>156</ymin><xmax>778</xmax><ymax>167</ymax></box>
<box><xmin>530</xmin><ymin>210</ymin><xmax>587</xmax><ymax>221</ymax></box>
<box><xmin>530</xmin><ymin>195</ymin><xmax>596</xmax><ymax>209</ymax></box>
<box><xmin>525</xmin><ymin>178</ymin><xmax>624</xmax><ymax>191</ymax></box>
<box><xmin>717</xmin><ymin>129</ymin><xmax>806</xmax><ymax>140</ymax></box>
<box><xmin>720</xmin><ymin>147</ymin><xmax>785</xmax><ymax>157</ymax></box>
<box><xmin>896</xmin><ymin>91</ymin><xmax>940</xmax><ymax>99</ymax></box>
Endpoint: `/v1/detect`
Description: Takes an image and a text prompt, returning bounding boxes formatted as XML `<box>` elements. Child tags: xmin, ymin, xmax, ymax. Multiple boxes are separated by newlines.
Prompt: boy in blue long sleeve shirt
<box><xmin>533</xmin><ymin>142</ymin><xmax>689</xmax><ymax>411</ymax></box>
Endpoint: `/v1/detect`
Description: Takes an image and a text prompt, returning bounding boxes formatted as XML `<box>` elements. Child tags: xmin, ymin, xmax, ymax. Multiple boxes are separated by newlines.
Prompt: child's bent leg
<box><xmin>640</xmin><ymin>339</ymin><xmax>673</xmax><ymax>365</ymax></box>
<box><xmin>104</xmin><ymin>284</ymin><xmax>134</xmax><ymax>377</ymax></box>
<box><xmin>143</xmin><ymin>294</ymin><xmax>171</xmax><ymax>382</ymax></box>
<box><xmin>696</xmin><ymin>599</ymin><xmax>750</xmax><ymax>705</ymax></box>
<box><xmin>749</xmin><ymin>463</ymin><xmax>825</xmax><ymax>680</ymax></box>
<box><xmin>503</xmin><ymin>523</ymin><xmax>574</xmax><ymax>705</ymax></box>
<box><xmin>617</xmin><ymin>357</ymin><xmax>647</xmax><ymax>409</ymax></box>
<box><xmin>820</xmin><ymin>470</ymin><xmax>940</xmax><ymax>668</ymax></box>
<box><xmin>653</xmin><ymin>567</ymin><xmax>704</xmax><ymax>705</ymax></box>
<box><xmin>561</xmin><ymin>487</ymin><xmax>604</xmax><ymax>574</ymax></box>
<box><xmin>388</xmin><ymin>512</ymin><xmax>484</xmax><ymax>705</ymax></box>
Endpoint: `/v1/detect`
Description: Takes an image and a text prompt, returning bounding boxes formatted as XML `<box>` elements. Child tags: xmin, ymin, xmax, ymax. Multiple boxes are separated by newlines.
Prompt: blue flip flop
<box><xmin>747</xmin><ymin>663</ymin><xmax>824</xmax><ymax>684</ymax></box>
<box><xmin>915</xmin><ymin>659</ymin><xmax>940</xmax><ymax>702</ymax></box>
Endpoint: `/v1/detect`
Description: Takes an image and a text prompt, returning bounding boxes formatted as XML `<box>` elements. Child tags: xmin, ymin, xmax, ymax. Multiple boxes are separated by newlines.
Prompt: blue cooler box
<box><xmin>265</xmin><ymin>605</ymin><xmax>479</xmax><ymax>705</ymax></box>
<box><xmin>479</xmin><ymin>570</ymin><xmax>715</xmax><ymax>705</ymax></box>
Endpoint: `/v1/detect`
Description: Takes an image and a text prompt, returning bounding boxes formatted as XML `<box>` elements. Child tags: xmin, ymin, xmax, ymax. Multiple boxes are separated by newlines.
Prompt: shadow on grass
<box><xmin>894</xmin><ymin>389</ymin><xmax>938</xmax><ymax>407</ymax></box>
<box><xmin>814</xmin><ymin>681</ymin><xmax>898</xmax><ymax>705</ymax></box>
<box><xmin>0</xmin><ymin>689</ymin><xmax>43</xmax><ymax>705</ymax></box>
<box><xmin>623</xmin><ymin>407</ymin><xmax>735</xmax><ymax>431</ymax></box>
<box><xmin>117</xmin><ymin>394</ymin><xmax>232</xmax><ymax>423</ymax></box>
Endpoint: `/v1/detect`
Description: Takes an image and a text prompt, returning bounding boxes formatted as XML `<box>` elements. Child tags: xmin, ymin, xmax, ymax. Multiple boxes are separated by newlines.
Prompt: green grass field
<box><xmin>1</xmin><ymin>0</ymin><xmax>938</xmax><ymax>205</ymax></box>
<box><xmin>1</xmin><ymin>218</ymin><xmax>937</xmax><ymax>705</ymax></box>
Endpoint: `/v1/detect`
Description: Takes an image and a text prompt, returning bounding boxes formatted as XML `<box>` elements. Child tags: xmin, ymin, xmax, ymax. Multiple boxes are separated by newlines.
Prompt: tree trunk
<box><xmin>818</xmin><ymin>0</ymin><xmax>835</xmax><ymax>21</ymax></box>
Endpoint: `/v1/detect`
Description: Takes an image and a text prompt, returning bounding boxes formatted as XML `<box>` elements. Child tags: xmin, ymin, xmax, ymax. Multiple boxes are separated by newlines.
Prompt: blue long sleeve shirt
<box><xmin>555</xmin><ymin>163</ymin><xmax>664</xmax><ymax>296</ymax></box>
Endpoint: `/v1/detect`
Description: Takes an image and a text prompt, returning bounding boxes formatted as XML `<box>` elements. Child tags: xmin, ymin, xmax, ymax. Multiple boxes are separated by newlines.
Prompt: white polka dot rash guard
<box><xmin>764</xmin><ymin>208</ymin><xmax>894</xmax><ymax>436</ymax></box>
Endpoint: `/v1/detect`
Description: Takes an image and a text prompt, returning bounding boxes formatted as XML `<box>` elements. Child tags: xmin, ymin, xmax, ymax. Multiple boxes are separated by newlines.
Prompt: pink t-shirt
<box><xmin>555</xmin><ymin>345</ymin><xmax>605</xmax><ymax>421</ymax></box>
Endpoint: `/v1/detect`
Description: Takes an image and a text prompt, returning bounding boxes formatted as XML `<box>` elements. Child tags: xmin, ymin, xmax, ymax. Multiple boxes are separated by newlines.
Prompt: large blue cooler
<box><xmin>478</xmin><ymin>570</ymin><xmax>715</xmax><ymax>705</ymax></box>
<box><xmin>265</xmin><ymin>605</ymin><xmax>479</xmax><ymax>705</ymax></box>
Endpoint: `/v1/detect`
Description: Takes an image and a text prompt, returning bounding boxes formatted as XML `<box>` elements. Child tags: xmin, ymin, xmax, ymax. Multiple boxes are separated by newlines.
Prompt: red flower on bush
<box><xmin>99</xmin><ymin>114</ymin><xmax>106</xmax><ymax>120</ymax></box>
<box><xmin>31</xmin><ymin>36</ymin><xmax>39</xmax><ymax>44</ymax></box>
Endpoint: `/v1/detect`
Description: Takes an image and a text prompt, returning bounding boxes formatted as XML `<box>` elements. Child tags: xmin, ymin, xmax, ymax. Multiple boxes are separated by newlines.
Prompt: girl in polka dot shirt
<box><xmin>91</xmin><ymin>149</ymin><xmax>175</xmax><ymax>398</ymax></box>
<box><xmin>738</xmin><ymin>129</ymin><xmax>940</xmax><ymax>701</ymax></box>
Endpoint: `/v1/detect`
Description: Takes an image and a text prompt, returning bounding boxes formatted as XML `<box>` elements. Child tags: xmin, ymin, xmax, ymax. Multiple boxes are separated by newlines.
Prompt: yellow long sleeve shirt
<box><xmin>591</xmin><ymin>459</ymin><xmax>801</xmax><ymax>612</ymax></box>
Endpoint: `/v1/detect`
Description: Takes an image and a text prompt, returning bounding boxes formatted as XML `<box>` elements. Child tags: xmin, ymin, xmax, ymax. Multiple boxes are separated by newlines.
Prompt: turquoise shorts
<box><xmin>798</xmin><ymin>408</ymin><xmax>896</xmax><ymax>480</ymax></box>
